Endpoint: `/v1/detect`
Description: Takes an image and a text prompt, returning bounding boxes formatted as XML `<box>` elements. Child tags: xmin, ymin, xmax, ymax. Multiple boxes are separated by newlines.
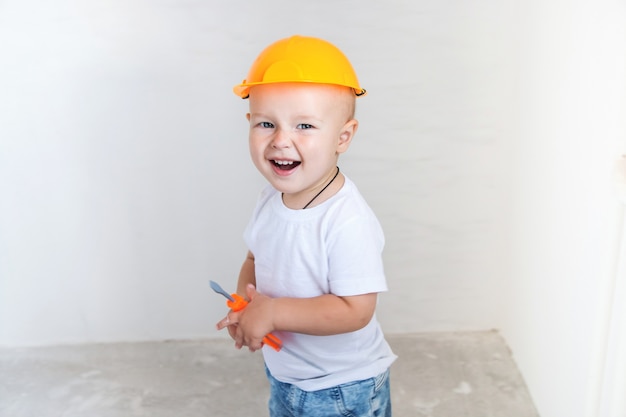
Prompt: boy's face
<box><xmin>247</xmin><ymin>83</ymin><xmax>357</xmax><ymax>205</ymax></box>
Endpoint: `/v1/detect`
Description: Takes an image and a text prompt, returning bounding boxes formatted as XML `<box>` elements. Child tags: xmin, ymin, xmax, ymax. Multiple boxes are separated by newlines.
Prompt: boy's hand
<box><xmin>237</xmin><ymin>284</ymin><xmax>276</xmax><ymax>351</ymax></box>
<box><xmin>216</xmin><ymin>310</ymin><xmax>241</xmax><ymax>342</ymax></box>
<box><xmin>215</xmin><ymin>284</ymin><xmax>276</xmax><ymax>352</ymax></box>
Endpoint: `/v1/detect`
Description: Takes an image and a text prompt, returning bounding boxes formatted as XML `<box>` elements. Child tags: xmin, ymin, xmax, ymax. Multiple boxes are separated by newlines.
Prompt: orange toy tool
<box><xmin>210</xmin><ymin>280</ymin><xmax>283</xmax><ymax>351</ymax></box>
<box><xmin>210</xmin><ymin>280</ymin><xmax>325</xmax><ymax>372</ymax></box>
<box><xmin>224</xmin><ymin>292</ymin><xmax>282</xmax><ymax>351</ymax></box>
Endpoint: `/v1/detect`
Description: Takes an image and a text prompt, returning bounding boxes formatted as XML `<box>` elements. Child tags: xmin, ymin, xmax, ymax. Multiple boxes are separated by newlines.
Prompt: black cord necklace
<box><xmin>301</xmin><ymin>166</ymin><xmax>340</xmax><ymax>209</ymax></box>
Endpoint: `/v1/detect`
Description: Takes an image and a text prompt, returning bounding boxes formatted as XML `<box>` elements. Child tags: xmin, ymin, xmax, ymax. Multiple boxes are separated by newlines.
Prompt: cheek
<box><xmin>300</xmin><ymin>134</ymin><xmax>337</xmax><ymax>154</ymax></box>
<box><xmin>248</xmin><ymin>134</ymin><xmax>263</xmax><ymax>153</ymax></box>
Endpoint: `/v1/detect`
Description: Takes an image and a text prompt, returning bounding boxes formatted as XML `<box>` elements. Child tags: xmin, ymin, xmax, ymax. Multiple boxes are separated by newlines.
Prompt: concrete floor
<box><xmin>0</xmin><ymin>331</ymin><xmax>538</xmax><ymax>417</ymax></box>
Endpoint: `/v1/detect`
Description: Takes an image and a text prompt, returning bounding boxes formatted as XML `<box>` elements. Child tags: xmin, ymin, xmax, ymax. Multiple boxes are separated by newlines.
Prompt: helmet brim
<box><xmin>233</xmin><ymin>81</ymin><xmax>366</xmax><ymax>99</ymax></box>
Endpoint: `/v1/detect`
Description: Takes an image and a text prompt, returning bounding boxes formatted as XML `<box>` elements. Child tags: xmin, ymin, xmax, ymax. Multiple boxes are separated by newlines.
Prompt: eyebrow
<box><xmin>249</xmin><ymin>113</ymin><xmax>323</xmax><ymax>123</ymax></box>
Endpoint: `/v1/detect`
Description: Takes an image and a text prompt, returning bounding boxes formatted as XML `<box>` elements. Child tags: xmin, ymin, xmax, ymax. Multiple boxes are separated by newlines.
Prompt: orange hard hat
<box><xmin>233</xmin><ymin>35</ymin><xmax>366</xmax><ymax>99</ymax></box>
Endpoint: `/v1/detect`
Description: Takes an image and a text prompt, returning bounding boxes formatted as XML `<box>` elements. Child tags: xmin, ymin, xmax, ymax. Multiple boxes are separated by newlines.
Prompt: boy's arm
<box><xmin>226</xmin><ymin>285</ymin><xmax>378</xmax><ymax>351</ymax></box>
<box><xmin>236</xmin><ymin>251</ymin><xmax>256</xmax><ymax>297</ymax></box>
<box><xmin>272</xmin><ymin>291</ymin><xmax>378</xmax><ymax>335</ymax></box>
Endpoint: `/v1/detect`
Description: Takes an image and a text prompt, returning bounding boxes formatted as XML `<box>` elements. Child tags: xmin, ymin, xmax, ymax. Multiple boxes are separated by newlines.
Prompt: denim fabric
<box><xmin>265</xmin><ymin>367</ymin><xmax>392</xmax><ymax>417</ymax></box>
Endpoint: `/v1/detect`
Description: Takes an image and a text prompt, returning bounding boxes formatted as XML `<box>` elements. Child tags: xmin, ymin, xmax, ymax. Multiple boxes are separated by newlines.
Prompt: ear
<box><xmin>246</xmin><ymin>113</ymin><xmax>251</xmax><ymax>122</ymax></box>
<box><xmin>336</xmin><ymin>119</ymin><xmax>358</xmax><ymax>154</ymax></box>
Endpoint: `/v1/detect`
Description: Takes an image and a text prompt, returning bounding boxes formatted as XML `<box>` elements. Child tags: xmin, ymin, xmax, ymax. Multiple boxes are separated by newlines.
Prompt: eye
<box><xmin>297</xmin><ymin>123</ymin><xmax>314</xmax><ymax>130</ymax></box>
<box><xmin>251</xmin><ymin>121</ymin><xmax>274</xmax><ymax>130</ymax></box>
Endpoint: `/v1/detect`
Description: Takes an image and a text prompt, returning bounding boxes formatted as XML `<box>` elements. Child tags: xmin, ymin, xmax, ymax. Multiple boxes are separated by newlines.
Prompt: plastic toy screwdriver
<box><xmin>210</xmin><ymin>280</ymin><xmax>324</xmax><ymax>372</ymax></box>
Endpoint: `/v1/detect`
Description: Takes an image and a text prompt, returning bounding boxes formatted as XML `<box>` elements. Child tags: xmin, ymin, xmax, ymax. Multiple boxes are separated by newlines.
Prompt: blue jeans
<box><xmin>265</xmin><ymin>367</ymin><xmax>392</xmax><ymax>417</ymax></box>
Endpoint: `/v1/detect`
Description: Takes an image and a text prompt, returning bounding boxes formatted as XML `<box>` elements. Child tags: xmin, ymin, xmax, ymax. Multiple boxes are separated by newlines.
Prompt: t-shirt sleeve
<box><xmin>327</xmin><ymin>214</ymin><xmax>388</xmax><ymax>296</ymax></box>
<box><xmin>243</xmin><ymin>185</ymin><xmax>275</xmax><ymax>252</ymax></box>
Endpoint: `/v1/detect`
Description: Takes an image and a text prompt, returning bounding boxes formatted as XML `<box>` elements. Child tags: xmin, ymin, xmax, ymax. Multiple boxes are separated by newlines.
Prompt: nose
<box><xmin>271</xmin><ymin>127</ymin><xmax>291</xmax><ymax>149</ymax></box>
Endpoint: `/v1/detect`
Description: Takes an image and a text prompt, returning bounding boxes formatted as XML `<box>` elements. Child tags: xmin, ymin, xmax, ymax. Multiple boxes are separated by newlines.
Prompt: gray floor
<box><xmin>0</xmin><ymin>331</ymin><xmax>538</xmax><ymax>417</ymax></box>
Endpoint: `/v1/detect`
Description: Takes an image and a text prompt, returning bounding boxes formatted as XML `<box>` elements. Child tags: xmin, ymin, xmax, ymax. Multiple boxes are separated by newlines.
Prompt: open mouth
<box><xmin>272</xmin><ymin>160</ymin><xmax>301</xmax><ymax>171</ymax></box>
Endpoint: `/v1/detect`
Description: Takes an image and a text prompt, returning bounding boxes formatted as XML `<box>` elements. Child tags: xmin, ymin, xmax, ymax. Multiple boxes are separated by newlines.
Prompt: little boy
<box><xmin>216</xmin><ymin>35</ymin><xmax>396</xmax><ymax>417</ymax></box>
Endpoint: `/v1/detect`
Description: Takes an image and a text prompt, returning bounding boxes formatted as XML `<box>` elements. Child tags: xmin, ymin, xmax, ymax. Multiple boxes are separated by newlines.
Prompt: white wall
<box><xmin>500</xmin><ymin>1</ymin><xmax>626</xmax><ymax>417</ymax></box>
<box><xmin>0</xmin><ymin>0</ymin><xmax>514</xmax><ymax>346</ymax></box>
<box><xmin>0</xmin><ymin>1</ymin><xmax>260</xmax><ymax>344</ymax></box>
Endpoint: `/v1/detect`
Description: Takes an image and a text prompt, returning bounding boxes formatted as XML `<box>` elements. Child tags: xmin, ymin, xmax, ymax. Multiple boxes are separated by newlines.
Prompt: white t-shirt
<box><xmin>243</xmin><ymin>175</ymin><xmax>397</xmax><ymax>391</ymax></box>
